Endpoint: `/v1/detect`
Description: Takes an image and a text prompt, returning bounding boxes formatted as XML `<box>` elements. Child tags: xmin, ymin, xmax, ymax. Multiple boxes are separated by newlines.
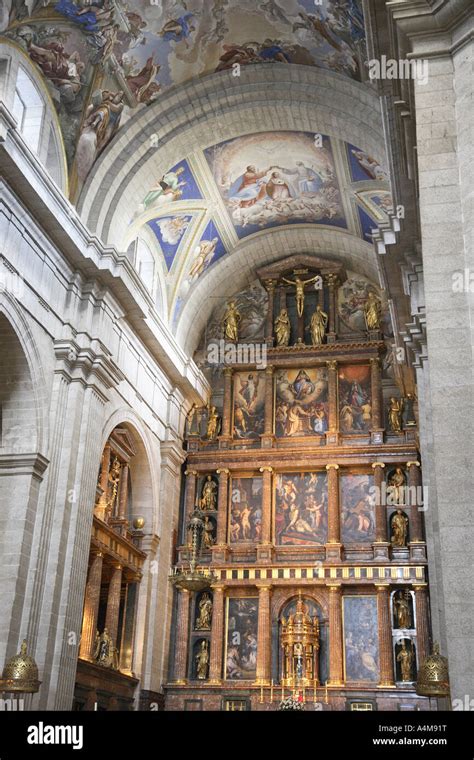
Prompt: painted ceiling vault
<box><xmin>2</xmin><ymin>0</ymin><xmax>367</xmax><ymax>188</ymax></box>
<box><xmin>124</xmin><ymin>130</ymin><xmax>391</xmax><ymax>327</ymax></box>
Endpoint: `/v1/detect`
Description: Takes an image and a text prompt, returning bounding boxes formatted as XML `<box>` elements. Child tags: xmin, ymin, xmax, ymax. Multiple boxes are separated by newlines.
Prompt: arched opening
<box><xmin>12</xmin><ymin>66</ymin><xmax>44</xmax><ymax>155</ymax></box>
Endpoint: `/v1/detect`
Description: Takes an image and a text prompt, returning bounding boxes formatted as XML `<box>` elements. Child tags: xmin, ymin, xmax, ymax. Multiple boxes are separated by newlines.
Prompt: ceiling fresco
<box><xmin>2</xmin><ymin>0</ymin><xmax>367</xmax><ymax>187</ymax></box>
<box><xmin>122</xmin><ymin>134</ymin><xmax>392</xmax><ymax>326</ymax></box>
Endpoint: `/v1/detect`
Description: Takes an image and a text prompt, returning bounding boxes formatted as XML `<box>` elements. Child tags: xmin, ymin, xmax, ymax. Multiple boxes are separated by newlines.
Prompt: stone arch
<box><xmin>100</xmin><ymin>408</ymin><xmax>161</xmax><ymax>537</ymax></box>
<box><xmin>273</xmin><ymin>588</ymin><xmax>329</xmax><ymax>621</ymax></box>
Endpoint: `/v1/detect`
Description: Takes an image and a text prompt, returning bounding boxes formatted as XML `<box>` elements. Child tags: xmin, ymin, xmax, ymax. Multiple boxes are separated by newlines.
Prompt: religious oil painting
<box><xmin>275</xmin><ymin>367</ymin><xmax>328</xmax><ymax>438</ymax></box>
<box><xmin>275</xmin><ymin>472</ymin><xmax>328</xmax><ymax>546</ymax></box>
<box><xmin>226</xmin><ymin>598</ymin><xmax>259</xmax><ymax>680</ymax></box>
<box><xmin>340</xmin><ymin>473</ymin><xmax>375</xmax><ymax>544</ymax></box>
<box><xmin>229</xmin><ymin>476</ymin><xmax>263</xmax><ymax>544</ymax></box>
<box><xmin>233</xmin><ymin>371</ymin><xmax>265</xmax><ymax>439</ymax></box>
<box><xmin>338</xmin><ymin>364</ymin><xmax>371</xmax><ymax>433</ymax></box>
<box><xmin>204</xmin><ymin>131</ymin><xmax>346</xmax><ymax>238</ymax></box>
<box><xmin>343</xmin><ymin>596</ymin><xmax>379</xmax><ymax>682</ymax></box>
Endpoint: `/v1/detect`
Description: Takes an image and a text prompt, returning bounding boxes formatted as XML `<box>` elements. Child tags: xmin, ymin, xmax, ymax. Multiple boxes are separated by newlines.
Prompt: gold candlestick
<box><xmin>270</xmin><ymin>679</ymin><xmax>274</xmax><ymax>703</ymax></box>
<box><xmin>325</xmin><ymin>682</ymin><xmax>328</xmax><ymax>704</ymax></box>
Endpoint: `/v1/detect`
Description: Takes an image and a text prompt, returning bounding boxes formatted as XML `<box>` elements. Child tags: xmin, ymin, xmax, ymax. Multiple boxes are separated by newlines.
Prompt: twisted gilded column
<box><xmin>255</xmin><ymin>585</ymin><xmax>272</xmax><ymax>685</ymax></box>
<box><xmin>376</xmin><ymin>584</ymin><xmax>395</xmax><ymax>687</ymax></box>
<box><xmin>413</xmin><ymin>584</ymin><xmax>430</xmax><ymax>666</ymax></box>
<box><xmin>79</xmin><ymin>550</ymin><xmax>103</xmax><ymax>660</ymax></box>
<box><xmin>325</xmin><ymin>464</ymin><xmax>341</xmax><ymax>560</ymax></box>
<box><xmin>105</xmin><ymin>563</ymin><xmax>123</xmax><ymax>647</ymax></box>
<box><xmin>370</xmin><ymin>357</ymin><xmax>383</xmax><ymax>442</ymax></box>
<box><xmin>173</xmin><ymin>589</ymin><xmax>191</xmax><ymax>684</ymax></box>
<box><xmin>372</xmin><ymin>462</ymin><xmax>389</xmax><ymax>560</ymax></box>
<box><xmin>208</xmin><ymin>584</ymin><xmax>226</xmax><ymax>684</ymax></box>
<box><xmin>328</xmin><ymin>584</ymin><xmax>343</xmax><ymax>685</ymax></box>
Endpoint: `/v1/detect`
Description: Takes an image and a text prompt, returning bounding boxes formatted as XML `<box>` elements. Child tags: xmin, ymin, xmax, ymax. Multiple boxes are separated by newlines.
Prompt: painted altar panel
<box><xmin>275</xmin><ymin>473</ymin><xmax>328</xmax><ymax>546</ymax></box>
<box><xmin>229</xmin><ymin>476</ymin><xmax>263</xmax><ymax>544</ymax></box>
<box><xmin>233</xmin><ymin>372</ymin><xmax>265</xmax><ymax>439</ymax></box>
<box><xmin>338</xmin><ymin>364</ymin><xmax>371</xmax><ymax>433</ymax></box>
<box><xmin>275</xmin><ymin>367</ymin><xmax>328</xmax><ymax>438</ymax></box>
<box><xmin>340</xmin><ymin>473</ymin><xmax>375</xmax><ymax>544</ymax></box>
<box><xmin>225</xmin><ymin>598</ymin><xmax>259</xmax><ymax>680</ymax></box>
<box><xmin>343</xmin><ymin>596</ymin><xmax>379</xmax><ymax>683</ymax></box>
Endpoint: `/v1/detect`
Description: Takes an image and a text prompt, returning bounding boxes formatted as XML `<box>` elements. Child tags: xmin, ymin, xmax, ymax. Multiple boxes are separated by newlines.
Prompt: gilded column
<box><xmin>376</xmin><ymin>584</ymin><xmax>395</xmax><ymax>687</ymax></box>
<box><xmin>262</xmin><ymin>365</ymin><xmax>274</xmax><ymax>443</ymax></box>
<box><xmin>79</xmin><ymin>550</ymin><xmax>103</xmax><ymax>660</ymax></box>
<box><xmin>264</xmin><ymin>279</ymin><xmax>276</xmax><ymax>345</ymax></box>
<box><xmin>255</xmin><ymin>585</ymin><xmax>272</xmax><ymax>685</ymax></box>
<box><xmin>413</xmin><ymin>584</ymin><xmax>430</xmax><ymax>666</ymax></box>
<box><xmin>213</xmin><ymin>468</ymin><xmax>230</xmax><ymax>562</ymax></box>
<box><xmin>184</xmin><ymin>469</ymin><xmax>198</xmax><ymax>544</ymax></box>
<box><xmin>258</xmin><ymin>466</ymin><xmax>273</xmax><ymax>562</ymax></box>
<box><xmin>220</xmin><ymin>367</ymin><xmax>233</xmax><ymax>443</ymax></box>
<box><xmin>370</xmin><ymin>356</ymin><xmax>384</xmax><ymax>443</ymax></box>
<box><xmin>328</xmin><ymin>584</ymin><xmax>343</xmax><ymax>686</ymax></box>
<box><xmin>407</xmin><ymin>461</ymin><xmax>423</xmax><ymax>543</ymax></box>
<box><xmin>325</xmin><ymin>273</ymin><xmax>339</xmax><ymax>342</ymax></box>
<box><xmin>208</xmin><ymin>584</ymin><xmax>226</xmax><ymax>684</ymax></box>
<box><xmin>372</xmin><ymin>462</ymin><xmax>389</xmax><ymax>560</ymax></box>
<box><xmin>105</xmin><ymin>563</ymin><xmax>123</xmax><ymax>647</ymax></box>
<box><xmin>325</xmin><ymin>464</ymin><xmax>341</xmax><ymax>560</ymax></box>
<box><xmin>326</xmin><ymin>360</ymin><xmax>338</xmax><ymax>445</ymax></box>
<box><xmin>173</xmin><ymin>589</ymin><xmax>191</xmax><ymax>684</ymax></box>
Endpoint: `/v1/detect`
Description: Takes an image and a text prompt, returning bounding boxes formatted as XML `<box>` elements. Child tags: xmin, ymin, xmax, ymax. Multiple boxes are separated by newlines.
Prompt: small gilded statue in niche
<box><xmin>391</xmin><ymin>509</ymin><xmax>409</xmax><ymax>547</ymax></box>
<box><xmin>195</xmin><ymin>593</ymin><xmax>213</xmax><ymax>631</ymax></box>
<box><xmin>364</xmin><ymin>291</ymin><xmax>382</xmax><ymax>331</ymax></box>
<box><xmin>206</xmin><ymin>405</ymin><xmax>221</xmax><ymax>440</ymax></box>
<box><xmin>199</xmin><ymin>475</ymin><xmax>218</xmax><ymax>511</ymax></box>
<box><xmin>202</xmin><ymin>516</ymin><xmax>216</xmax><ymax>549</ymax></box>
<box><xmin>222</xmin><ymin>300</ymin><xmax>241</xmax><ymax>342</ymax></box>
<box><xmin>309</xmin><ymin>304</ymin><xmax>328</xmax><ymax>345</ymax></box>
<box><xmin>282</xmin><ymin>272</ymin><xmax>320</xmax><ymax>317</ymax></box>
<box><xmin>397</xmin><ymin>640</ymin><xmax>414</xmax><ymax>682</ymax></box>
<box><xmin>274</xmin><ymin>308</ymin><xmax>291</xmax><ymax>347</ymax></box>
<box><xmin>394</xmin><ymin>590</ymin><xmax>412</xmax><ymax>629</ymax></box>
<box><xmin>107</xmin><ymin>457</ymin><xmax>122</xmax><ymax>514</ymax></box>
<box><xmin>387</xmin><ymin>467</ymin><xmax>406</xmax><ymax>504</ymax></box>
<box><xmin>94</xmin><ymin>628</ymin><xmax>118</xmax><ymax>670</ymax></box>
<box><xmin>196</xmin><ymin>640</ymin><xmax>209</xmax><ymax>680</ymax></box>
<box><xmin>388</xmin><ymin>397</ymin><xmax>403</xmax><ymax>433</ymax></box>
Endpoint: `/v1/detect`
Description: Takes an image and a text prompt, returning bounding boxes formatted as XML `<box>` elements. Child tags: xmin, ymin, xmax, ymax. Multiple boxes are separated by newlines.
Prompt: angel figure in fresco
<box><xmin>351</xmin><ymin>149</ymin><xmax>387</xmax><ymax>181</ymax></box>
<box><xmin>293</xmin><ymin>10</ymin><xmax>342</xmax><ymax>51</ymax></box>
<box><xmin>125</xmin><ymin>56</ymin><xmax>161</xmax><ymax>104</ymax></box>
<box><xmin>76</xmin><ymin>89</ymin><xmax>124</xmax><ymax>180</ymax></box>
<box><xmin>21</xmin><ymin>32</ymin><xmax>85</xmax><ymax>101</ymax></box>
<box><xmin>188</xmin><ymin>238</ymin><xmax>218</xmax><ymax>280</ymax></box>
<box><xmin>142</xmin><ymin>167</ymin><xmax>186</xmax><ymax>210</ymax></box>
<box><xmin>159</xmin><ymin>13</ymin><xmax>196</xmax><ymax>47</ymax></box>
<box><xmin>274</xmin><ymin>308</ymin><xmax>290</xmax><ymax>346</ymax></box>
<box><xmin>215</xmin><ymin>43</ymin><xmax>260</xmax><ymax>72</ymax></box>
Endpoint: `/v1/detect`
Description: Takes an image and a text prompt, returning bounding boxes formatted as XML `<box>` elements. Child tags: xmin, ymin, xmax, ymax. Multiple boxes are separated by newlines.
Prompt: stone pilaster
<box><xmin>372</xmin><ymin>462</ymin><xmax>390</xmax><ymax>560</ymax></box>
<box><xmin>208</xmin><ymin>584</ymin><xmax>226</xmax><ymax>684</ymax></box>
<box><xmin>325</xmin><ymin>464</ymin><xmax>341</xmax><ymax>560</ymax></box>
<box><xmin>173</xmin><ymin>589</ymin><xmax>191</xmax><ymax>684</ymax></box>
<box><xmin>79</xmin><ymin>550</ymin><xmax>103</xmax><ymax>661</ymax></box>
<box><xmin>255</xmin><ymin>585</ymin><xmax>272</xmax><ymax>685</ymax></box>
<box><xmin>328</xmin><ymin>584</ymin><xmax>343</xmax><ymax>686</ymax></box>
<box><xmin>376</xmin><ymin>585</ymin><xmax>395</xmax><ymax>688</ymax></box>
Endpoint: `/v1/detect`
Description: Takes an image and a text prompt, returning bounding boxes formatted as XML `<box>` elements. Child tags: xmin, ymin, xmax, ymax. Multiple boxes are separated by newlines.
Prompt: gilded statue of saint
<box><xmin>199</xmin><ymin>475</ymin><xmax>217</xmax><ymax>511</ymax></box>
<box><xmin>388</xmin><ymin>397</ymin><xmax>403</xmax><ymax>433</ymax></box>
<box><xmin>364</xmin><ymin>291</ymin><xmax>382</xmax><ymax>331</ymax></box>
<box><xmin>206</xmin><ymin>406</ymin><xmax>220</xmax><ymax>440</ymax></box>
<box><xmin>309</xmin><ymin>304</ymin><xmax>328</xmax><ymax>345</ymax></box>
<box><xmin>274</xmin><ymin>308</ymin><xmax>291</xmax><ymax>346</ymax></box>
<box><xmin>397</xmin><ymin>641</ymin><xmax>414</xmax><ymax>682</ymax></box>
<box><xmin>202</xmin><ymin>516</ymin><xmax>215</xmax><ymax>549</ymax></box>
<box><xmin>196</xmin><ymin>640</ymin><xmax>209</xmax><ymax>680</ymax></box>
<box><xmin>388</xmin><ymin>467</ymin><xmax>405</xmax><ymax>504</ymax></box>
<box><xmin>282</xmin><ymin>273</ymin><xmax>320</xmax><ymax>317</ymax></box>
<box><xmin>94</xmin><ymin>628</ymin><xmax>118</xmax><ymax>669</ymax></box>
<box><xmin>394</xmin><ymin>591</ymin><xmax>412</xmax><ymax>629</ymax></box>
<box><xmin>222</xmin><ymin>300</ymin><xmax>241</xmax><ymax>342</ymax></box>
<box><xmin>196</xmin><ymin>593</ymin><xmax>213</xmax><ymax>630</ymax></box>
<box><xmin>107</xmin><ymin>457</ymin><xmax>122</xmax><ymax>514</ymax></box>
<box><xmin>391</xmin><ymin>509</ymin><xmax>408</xmax><ymax>547</ymax></box>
